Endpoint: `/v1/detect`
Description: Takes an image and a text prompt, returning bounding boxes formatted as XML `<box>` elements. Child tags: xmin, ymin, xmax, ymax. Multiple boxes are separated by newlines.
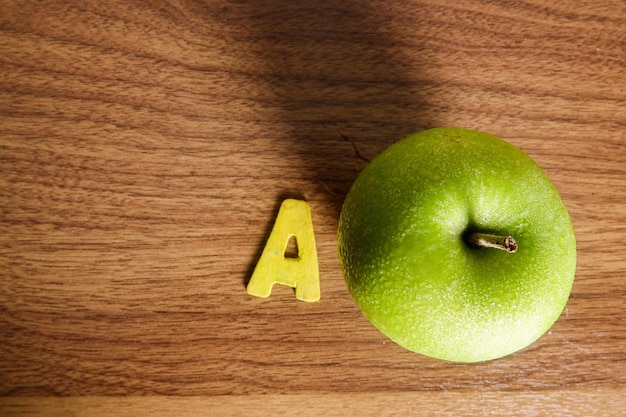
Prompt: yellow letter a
<box><xmin>247</xmin><ymin>199</ymin><xmax>320</xmax><ymax>302</ymax></box>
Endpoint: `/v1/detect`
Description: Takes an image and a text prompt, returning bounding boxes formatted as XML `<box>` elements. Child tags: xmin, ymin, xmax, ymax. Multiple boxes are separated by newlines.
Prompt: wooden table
<box><xmin>1</xmin><ymin>1</ymin><xmax>625</xmax><ymax>415</ymax></box>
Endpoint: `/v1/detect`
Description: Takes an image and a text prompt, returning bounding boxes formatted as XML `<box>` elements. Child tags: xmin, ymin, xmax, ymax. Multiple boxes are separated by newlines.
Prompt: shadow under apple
<box><xmin>235</xmin><ymin>0</ymin><xmax>437</xmax><ymax>215</ymax></box>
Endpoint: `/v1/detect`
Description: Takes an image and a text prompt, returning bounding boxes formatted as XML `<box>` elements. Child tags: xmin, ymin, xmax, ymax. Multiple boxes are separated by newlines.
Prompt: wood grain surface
<box><xmin>1</xmin><ymin>0</ymin><xmax>625</xmax><ymax>415</ymax></box>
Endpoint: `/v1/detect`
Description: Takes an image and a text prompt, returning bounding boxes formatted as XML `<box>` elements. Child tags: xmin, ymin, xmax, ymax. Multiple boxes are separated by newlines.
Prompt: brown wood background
<box><xmin>1</xmin><ymin>0</ymin><xmax>625</xmax><ymax>415</ymax></box>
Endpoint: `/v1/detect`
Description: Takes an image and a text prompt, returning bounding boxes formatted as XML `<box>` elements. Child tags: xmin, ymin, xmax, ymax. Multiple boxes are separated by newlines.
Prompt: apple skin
<box><xmin>338</xmin><ymin>127</ymin><xmax>576</xmax><ymax>362</ymax></box>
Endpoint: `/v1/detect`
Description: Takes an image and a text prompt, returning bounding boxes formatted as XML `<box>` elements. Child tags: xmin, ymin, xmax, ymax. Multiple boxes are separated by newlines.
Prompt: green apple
<box><xmin>338</xmin><ymin>127</ymin><xmax>576</xmax><ymax>362</ymax></box>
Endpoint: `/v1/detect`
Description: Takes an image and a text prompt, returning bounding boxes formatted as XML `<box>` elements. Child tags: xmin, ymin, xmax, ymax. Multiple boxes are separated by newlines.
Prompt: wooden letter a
<box><xmin>247</xmin><ymin>199</ymin><xmax>320</xmax><ymax>302</ymax></box>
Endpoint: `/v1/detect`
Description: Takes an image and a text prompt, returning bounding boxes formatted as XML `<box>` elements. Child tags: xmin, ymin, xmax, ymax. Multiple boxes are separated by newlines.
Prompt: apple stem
<box><xmin>466</xmin><ymin>232</ymin><xmax>518</xmax><ymax>253</ymax></box>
